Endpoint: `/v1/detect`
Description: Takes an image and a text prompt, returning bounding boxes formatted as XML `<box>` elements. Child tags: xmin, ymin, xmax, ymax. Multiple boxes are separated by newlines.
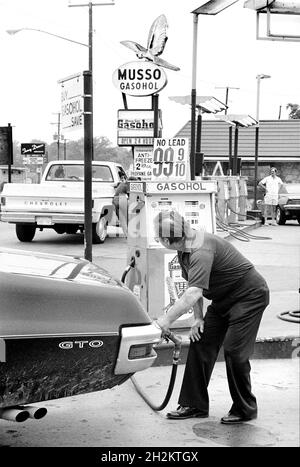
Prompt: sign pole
<box><xmin>152</xmin><ymin>94</ymin><xmax>159</xmax><ymax>138</ymax></box>
<box><xmin>190</xmin><ymin>13</ymin><xmax>199</xmax><ymax>181</ymax></box>
<box><xmin>228</xmin><ymin>125</ymin><xmax>233</xmax><ymax>174</ymax></box>
<box><xmin>233</xmin><ymin>125</ymin><xmax>239</xmax><ymax>175</ymax></box>
<box><xmin>7</xmin><ymin>123</ymin><xmax>13</xmax><ymax>183</ymax></box>
<box><xmin>83</xmin><ymin>70</ymin><xmax>93</xmax><ymax>262</ymax></box>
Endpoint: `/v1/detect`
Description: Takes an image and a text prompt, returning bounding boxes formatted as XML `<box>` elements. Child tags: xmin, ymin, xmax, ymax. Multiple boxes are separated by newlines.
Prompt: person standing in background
<box><xmin>258</xmin><ymin>167</ymin><xmax>283</xmax><ymax>225</ymax></box>
<box><xmin>113</xmin><ymin>175</ymin><xmax>129</xmax><ymax>236</ymax></box>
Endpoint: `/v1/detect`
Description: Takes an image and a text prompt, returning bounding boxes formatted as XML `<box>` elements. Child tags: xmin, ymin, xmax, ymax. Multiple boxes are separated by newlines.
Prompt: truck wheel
<box><xmin>276</xmin><ymin>206</ymin><xmax>286</xmax><ymax>225</ymax></box>
<box><xmin>92</xmin><ymin>218</ymin><xmax>107</xmax><ymax>244</ymax></box>
<box><xmin>16</xmin><ymin>224</ymin><xmax>36</xmax><ymax>242</ymax></box>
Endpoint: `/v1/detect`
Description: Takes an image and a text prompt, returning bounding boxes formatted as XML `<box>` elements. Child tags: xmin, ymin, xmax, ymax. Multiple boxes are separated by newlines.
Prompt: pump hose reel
<box><xmin>277</xmin><ymin>310</ymin><xmax>300</xmax><ymax>324</ymax></box>
<box><xmin>121</xmin><ymin>261</ymin><xmax>182</xmax><ymax>412</ymax></box>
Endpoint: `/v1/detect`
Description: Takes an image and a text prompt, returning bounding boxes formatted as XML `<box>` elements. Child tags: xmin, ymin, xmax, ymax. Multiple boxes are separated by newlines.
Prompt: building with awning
<box><xmin>174</xmin><ymin>119</ymin><xmax>300</xmax><ymax>192</ymax></box>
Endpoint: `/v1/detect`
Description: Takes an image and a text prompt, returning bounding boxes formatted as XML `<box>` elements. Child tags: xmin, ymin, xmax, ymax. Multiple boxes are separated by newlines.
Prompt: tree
<box><xmin>286</xmin><ymin>103</ymin><xmax>300</xmax><ymax>119</ymax></box>
<box><xmin>12</xmin><ymin>136</ymin><xmax>133</xmax><ymax>171</ymax></box>
<box><xmin>63</xmin><ymin>137</ymin><xmax>132</xmax><ymax>170</ymax></box>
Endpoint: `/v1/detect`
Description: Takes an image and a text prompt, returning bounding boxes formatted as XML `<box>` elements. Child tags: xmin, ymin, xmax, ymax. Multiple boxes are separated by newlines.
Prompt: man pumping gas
<box><xmin>153</xmin><ymin>210</ymin><xmax>269</xmax><ymax>424</ymax></box>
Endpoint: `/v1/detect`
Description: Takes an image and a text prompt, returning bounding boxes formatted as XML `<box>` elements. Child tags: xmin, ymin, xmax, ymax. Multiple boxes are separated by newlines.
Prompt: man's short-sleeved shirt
<box><xmin>260</xmin><ymin>175</ymin><xmax>283</xmax><ymax>196</ymax></box>
<box><xmin>178</xmin><ymin>232</ymin><xmax>253</xmax><ymax>301</ymax></box>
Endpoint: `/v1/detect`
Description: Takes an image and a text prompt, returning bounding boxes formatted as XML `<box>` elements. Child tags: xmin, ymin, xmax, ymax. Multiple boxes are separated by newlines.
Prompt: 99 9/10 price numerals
<box><xmin>152</xmin><ymin>147</ymin><xmax>186</xmax><ymax>178</ymax></box>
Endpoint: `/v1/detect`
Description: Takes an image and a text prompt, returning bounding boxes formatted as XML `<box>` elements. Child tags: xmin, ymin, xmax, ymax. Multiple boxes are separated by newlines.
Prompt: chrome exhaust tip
<box><xmin>18</xmin><ymin>405</ymin><xmax>48</xmax><ymax>420</ymax></box>
<box><xmin>0</xmin><ymin>408</ymin><xmax>30</xmax><ymax>423</ymax></box>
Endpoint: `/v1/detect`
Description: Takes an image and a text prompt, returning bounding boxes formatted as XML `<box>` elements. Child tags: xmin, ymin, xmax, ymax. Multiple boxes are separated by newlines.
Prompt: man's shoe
<box><xmin>221</xmin><ymin>413</ymin><xmax>256</xmax><ymax>424</ymax></box>
<box><xmin>167</xmin><ymin>406</ymin><xmax>208</xmax><ymax>420</ymax></box>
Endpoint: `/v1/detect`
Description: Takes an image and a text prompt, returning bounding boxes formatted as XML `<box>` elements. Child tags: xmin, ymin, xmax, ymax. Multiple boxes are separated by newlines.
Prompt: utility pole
<box><xmin>50</xmin><ymin>112</ymin><xmax>61</xmax><ymax>160</ymax></box>
<box><xmin>63</xmin><ymin>138</ymin><xmax>68</xmax><ymax>160</ymax></box>
<box><xmin>57</xmin><ymin>113</ymin><xmax>61</xmax><ymax>160</ymax></box>
<box><xmin>68</xmin><ymin>1</ymin><xmax>115</xmax><ymax>160</ymax></box>
<box><xmin>215</xmin><ymin>86</ymin><xmax>240</xmax><ymax>114</ymax></box>
<box><xmin>68</xmin><ymin>1</ymin><xmax>114</xmax><ymax>262</ymax></box>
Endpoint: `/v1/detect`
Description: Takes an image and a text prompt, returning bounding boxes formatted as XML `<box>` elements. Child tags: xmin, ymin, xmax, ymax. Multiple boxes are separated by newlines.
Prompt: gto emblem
<box><xmin>59</xmin><ymin>340</ymin><xmax>104</xmax><ymax>349</ymax></box>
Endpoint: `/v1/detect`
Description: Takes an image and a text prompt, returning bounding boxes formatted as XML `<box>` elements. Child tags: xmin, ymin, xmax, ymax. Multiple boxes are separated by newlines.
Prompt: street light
<box><xmin>253</xmin><ymin>73</ymin><xmax>271</xmax><ymax>208</ymax></box>
<box><xmin>256</xmin><ymin>74</ymin><xmax>271</xmax><ymax>121</ymax></box>
<box><xmin>6</xmin><ymin>27</ymin><xmax>88</xmax><ymax>164</ymax></box>
<box><xmin>190</xmin><ymin>0</ymin><xmax>239</xmax><ymax>179</ymax></box>
<box><xmin>6</xmin><ymin>2</ymin><xmax>115</xmax><ymax>263</ymax></box>
<box><xmin>6</xmin><ymin>28</ymin><xmax>89</xmax><ymax>48</ymax></box>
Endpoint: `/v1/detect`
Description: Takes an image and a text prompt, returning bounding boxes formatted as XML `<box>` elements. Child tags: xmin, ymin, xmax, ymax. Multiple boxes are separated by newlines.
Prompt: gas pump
<box><xmin>227</xmin><ymin>177</ymin><xmax>240</xmax><ymax>224</ymax></box>
<box><xmin>125</xmin><ymin>179</ymin><xmax>217</xmax><ymax>330</ymax></box>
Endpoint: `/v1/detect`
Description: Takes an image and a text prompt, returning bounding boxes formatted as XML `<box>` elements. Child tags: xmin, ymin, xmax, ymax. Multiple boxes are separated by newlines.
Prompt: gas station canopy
<box><xmin>169</xmin><ymin>95</ymin><xmax>227</xmax><ymax>114</ymax></box>
<box><xmin>192</xmin><ymin>0</ymin><xmax>239</xmax><ymax>15</ymax></box>
<box><xmin>244</xmin><ymin>1</ymin><xmax>300</xmax><ymax>15</ymax></box>
<box><xmin>217</xmin><ymin>114</ymin><xmax>258</xmax><ymax>127</ymax></box>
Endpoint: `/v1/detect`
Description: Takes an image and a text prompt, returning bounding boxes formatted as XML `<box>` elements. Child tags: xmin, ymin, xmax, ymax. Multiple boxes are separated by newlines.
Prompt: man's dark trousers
<box><xmin>178</xmin><ymin>268</ymin><xmax>270</xmax><ymax>418</ymax></box>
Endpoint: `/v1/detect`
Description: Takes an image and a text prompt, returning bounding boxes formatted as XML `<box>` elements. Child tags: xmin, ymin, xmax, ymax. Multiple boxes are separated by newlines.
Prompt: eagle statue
<box><xmin>120</xmin><ymin>14</ymin><xmax>180</xmax><ymax>71</ymax></box>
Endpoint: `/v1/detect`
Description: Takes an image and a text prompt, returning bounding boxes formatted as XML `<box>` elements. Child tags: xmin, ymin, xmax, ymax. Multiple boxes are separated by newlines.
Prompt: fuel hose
<box><xmin>120</xmin><ymin>264</ymin><xmax>182</xmax><ymax>412</ymax></box>
<box><xmin>130</xmin><ymin>329</ymin><xmax>182</xmax><ymax>411</ymax></box>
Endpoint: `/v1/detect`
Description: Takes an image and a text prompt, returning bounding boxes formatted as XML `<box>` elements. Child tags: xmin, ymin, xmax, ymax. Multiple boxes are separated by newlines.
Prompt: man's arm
<box><xmin>258</xmin><ymin>179</ymin><xmax>266</xmax><ymax>192</ymax></box>
<box><xmin>190</xmin><ymin>295</ymin><xmax>204</xmax><ymax>342</ymax></box>
<box><xmin>156</xmin><ymin>286</ymin><xmax>203</xmax><ymax>333</ymax></box>
<box><xmin>193</xmin><ymin>295</ymin><xmax>204</xmax><ymax>320</ymax></box>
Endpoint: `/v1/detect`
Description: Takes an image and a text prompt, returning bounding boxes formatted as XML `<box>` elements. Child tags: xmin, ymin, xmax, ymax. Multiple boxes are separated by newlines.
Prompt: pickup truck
<box><xmin>0</xmin><ymin>160</ymin><xmax>127</xmax><ymax>244</ymax></box>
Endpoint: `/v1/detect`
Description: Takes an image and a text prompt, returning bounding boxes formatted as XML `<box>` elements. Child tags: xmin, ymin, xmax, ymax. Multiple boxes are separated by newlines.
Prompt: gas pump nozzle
<box><xmin>153</xmin><ymin>320</ymin><xmax>182</xmax><ymax>364</ymax></box>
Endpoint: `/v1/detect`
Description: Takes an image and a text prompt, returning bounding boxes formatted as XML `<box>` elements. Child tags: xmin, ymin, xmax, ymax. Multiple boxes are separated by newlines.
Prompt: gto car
<box><xmin>0</xmin><ymin>248</ymin><xmax>161</xmax><ymax>422</ymax></box>
<box><xmin>276</xmin><ymin>183</ymin><xmax>300</xmax><ymax>225</ymax></box>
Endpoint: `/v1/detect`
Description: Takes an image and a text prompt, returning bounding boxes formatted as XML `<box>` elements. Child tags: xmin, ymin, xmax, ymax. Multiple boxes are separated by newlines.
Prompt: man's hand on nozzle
<box><xmin>155</xmin><ymin>315</ymin><xmax>172</xmax><ymax>337</ymax></box>
<box><xmin>189</xmin><ymin>318</ymin><xmax>204</xmax><ymax>343</ymax></box>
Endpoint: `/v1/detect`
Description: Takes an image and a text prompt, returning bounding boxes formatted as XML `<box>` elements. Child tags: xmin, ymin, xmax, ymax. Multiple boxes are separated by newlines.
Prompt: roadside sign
<box><xmin>117</xmin><ymin>109</ymin><xmax>162</xmax><ymax>145</ymax></box>
<box><xmin>0</xmin><ymin>126</ymin><xmax>13</xmax><ymax>165</ymax></box>
<box><xmin>23</xmin><ymin>156</ymin><xmax>44</xmax><ymax>165</ymax></box>
<box><xmin>112</xmin><ymin>61</ymin><xmax>168</xmax><ymax>97</ymax></box>
<box><xmin>21</xmin><ymin>143</ymin><xmax>45</xmax><ymax>155</ymax></box>
<box><xmin>133</xmin><ymin>146</ymin><xmax>154</xmax><ymax>180</ymax></box>
<box><xmin>118</xmin><ymin>136</ymin><xmax>154</xmax><ymax>147</ymax></box>
<box><xmin>59</xmin><ymin>73</ymin><xmax>84</xmax><ymax>131</ymax></box>
<box><xmin>151</xmin><ymin>138</ymin><xmax>189</xmax><ymax>181</ymax></box>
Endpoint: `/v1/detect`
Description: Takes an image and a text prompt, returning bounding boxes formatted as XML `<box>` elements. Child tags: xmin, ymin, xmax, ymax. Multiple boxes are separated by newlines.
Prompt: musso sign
<box><xmin>112</xmin><ymin>61</ymin><xmax>168</xmax><ymax>96</ymax></box>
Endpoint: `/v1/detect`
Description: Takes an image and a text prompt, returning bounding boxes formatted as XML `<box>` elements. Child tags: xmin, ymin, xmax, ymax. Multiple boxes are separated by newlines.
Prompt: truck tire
<box><xmin>92</xmin><ymin>218</ymin><xmax>108</xmax><ymax>244</ymax></box>
<box><xmin>276</xmin><ymin>206</ymin><xmax>286</xmax><ymax>225</ymax></box>
<box><xmin>16</xmin><ymin>224</ymin><xmax>36</xmax><ymax>242</ymax></box>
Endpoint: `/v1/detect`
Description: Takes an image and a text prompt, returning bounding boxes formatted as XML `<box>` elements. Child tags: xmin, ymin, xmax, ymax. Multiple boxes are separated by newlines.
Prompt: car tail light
<box><xmin>0</xmin><ymin>197</ymin><xmax>5</xmax><ymax>206</ymax></box>
<box><xmin>128</xmin><ymin>343</ymin><xmax>155</xmax><ymax>360</ymax></box>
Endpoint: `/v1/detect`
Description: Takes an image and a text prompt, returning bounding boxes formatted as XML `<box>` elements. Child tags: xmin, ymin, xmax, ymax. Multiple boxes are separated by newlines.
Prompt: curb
<box><xmin>153</xmin><ymin>335</ymin><xmax>299</xmax><ymax>367</ymax></box>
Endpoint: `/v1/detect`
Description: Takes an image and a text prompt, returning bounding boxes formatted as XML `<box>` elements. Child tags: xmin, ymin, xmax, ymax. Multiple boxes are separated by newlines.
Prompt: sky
<box><xmin>1</xmin><ymin>0</ymin><xmax>300</xmax><ymax>147</ymax></box>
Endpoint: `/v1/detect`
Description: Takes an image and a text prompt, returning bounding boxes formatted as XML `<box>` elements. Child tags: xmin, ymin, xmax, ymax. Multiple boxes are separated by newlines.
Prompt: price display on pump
<box><xmin>151</xmin><ymin>137</ymin><xmax>189</xmax><ymax>181</ymax></box>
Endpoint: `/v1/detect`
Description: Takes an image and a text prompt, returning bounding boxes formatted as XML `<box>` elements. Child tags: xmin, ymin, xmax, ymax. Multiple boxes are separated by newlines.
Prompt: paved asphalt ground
<box><xmin>0</xmin><ymin>220</ymin><xmax>299</xmax><ymax>448</ymax></box>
